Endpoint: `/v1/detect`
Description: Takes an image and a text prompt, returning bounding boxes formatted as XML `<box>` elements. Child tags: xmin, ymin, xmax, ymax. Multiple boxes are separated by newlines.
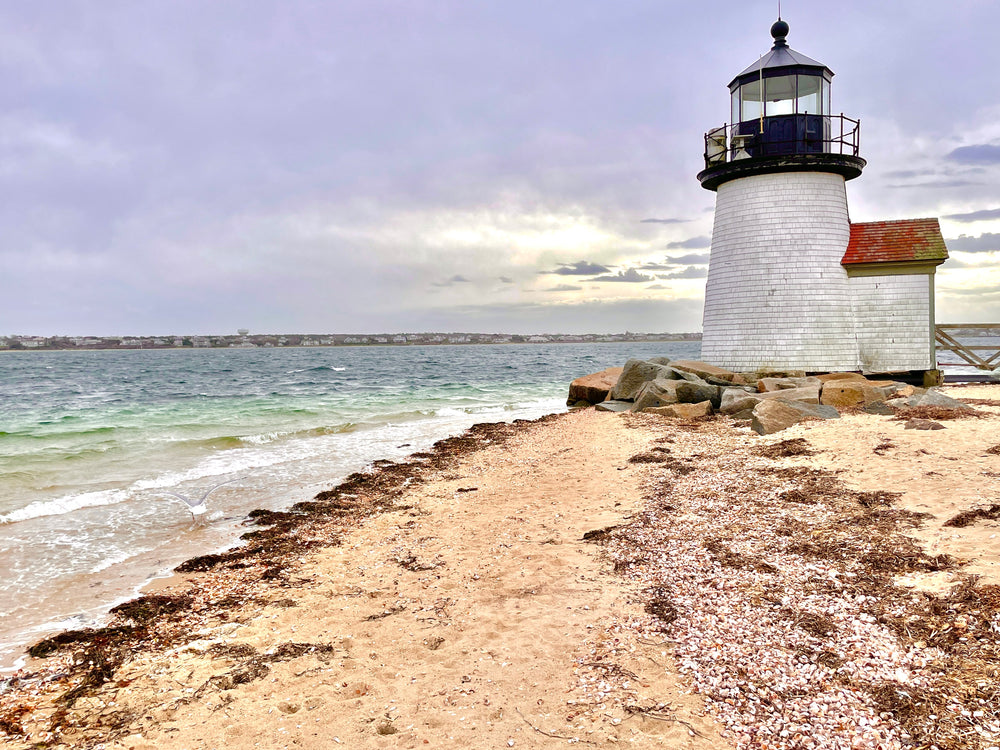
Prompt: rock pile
<box><xmin>569</xmin><ymin>358</ymin><xmax>968</xmax><ymax>435</ymax></box>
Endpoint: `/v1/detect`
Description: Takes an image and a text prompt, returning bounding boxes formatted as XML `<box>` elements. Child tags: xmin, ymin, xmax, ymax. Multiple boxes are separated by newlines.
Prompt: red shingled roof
<box><xmin>841</xmin><ymin>218</ymin><xmax>948</xmax><ymax>266</ymax></box>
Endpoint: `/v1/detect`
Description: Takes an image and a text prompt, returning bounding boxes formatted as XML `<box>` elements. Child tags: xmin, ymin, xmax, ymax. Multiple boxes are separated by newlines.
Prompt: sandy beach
<box><xmin>1</xmin><ymin>385</ymin><xmax>999</xmax><ymax>749</ymax></box>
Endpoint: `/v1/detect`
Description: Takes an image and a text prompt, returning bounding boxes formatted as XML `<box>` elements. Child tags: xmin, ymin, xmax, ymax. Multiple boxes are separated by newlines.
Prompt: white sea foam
<box><xmin>0</xmin><ymin>488</ymin><xmax>131</xmax><ymax>525</ymax></box>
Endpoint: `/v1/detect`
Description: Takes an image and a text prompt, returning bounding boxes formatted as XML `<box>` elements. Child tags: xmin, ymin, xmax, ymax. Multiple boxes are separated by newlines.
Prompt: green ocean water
<box><xmin>0</xmin><ymin>341</ymin><xmax>699</xmax><ymax>669</ymax></box>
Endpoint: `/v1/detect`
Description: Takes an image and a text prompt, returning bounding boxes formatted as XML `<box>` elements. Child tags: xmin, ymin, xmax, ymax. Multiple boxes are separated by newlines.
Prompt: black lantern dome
<box><xmin>697</xmin><ymin>20</ymin><xmax>865</xmax><ymax>191</ymax></box>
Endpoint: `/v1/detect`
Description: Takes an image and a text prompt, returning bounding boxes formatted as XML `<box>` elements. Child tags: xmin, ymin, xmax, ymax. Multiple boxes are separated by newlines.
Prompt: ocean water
<box><xmin>0</xmin><ymin>341</ymin><xmax>699</xmax><ymax>669</ymax></box>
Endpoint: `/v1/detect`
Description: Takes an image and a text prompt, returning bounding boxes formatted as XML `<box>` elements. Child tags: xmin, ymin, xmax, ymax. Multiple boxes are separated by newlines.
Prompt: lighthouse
<box><xmin>698</xmin><ymin>18</ymin><xmax>866</xmax><ymax>372</ymax></box>
<box><xmin>697</xmin><ymin>19</ymin><xmax>948</xmax><ymax>378</ymax></box>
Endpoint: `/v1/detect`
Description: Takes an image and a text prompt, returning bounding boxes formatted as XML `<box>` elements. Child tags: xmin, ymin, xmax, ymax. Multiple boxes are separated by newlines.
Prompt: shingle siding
<box><xmin>702</xmin><ymin>171</ymin><xmax>860</xmax><ymax>371</ymax></box>
<box><xmin>850</xmin><ymin>275</ymin><xmax>935</xmax><ymax>371</ymax></box>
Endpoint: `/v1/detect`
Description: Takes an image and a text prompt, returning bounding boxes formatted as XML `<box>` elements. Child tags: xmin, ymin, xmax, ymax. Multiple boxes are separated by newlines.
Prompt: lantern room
<box><xmin>698</xmin><ymin>19</ymin><xmax>864</xmax><ymax>191</ymax></box>
<box><xmin>729</xmin><ymin>19</ymin><xmax>832</xmax><ymax>156</ymax></box>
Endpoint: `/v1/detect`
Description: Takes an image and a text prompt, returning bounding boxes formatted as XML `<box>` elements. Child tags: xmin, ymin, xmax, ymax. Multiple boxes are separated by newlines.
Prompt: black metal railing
<box><xmin>704</xmin><ymin>114</ymin><xmax>861</xmax><ymax>168</ymax></box>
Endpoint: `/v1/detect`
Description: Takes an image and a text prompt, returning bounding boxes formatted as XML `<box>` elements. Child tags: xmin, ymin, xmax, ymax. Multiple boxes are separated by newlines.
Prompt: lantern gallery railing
<box><xmin>704</xmin><ymin>113</ymin><xmax>861</xmax><ymax>167</ymax></box>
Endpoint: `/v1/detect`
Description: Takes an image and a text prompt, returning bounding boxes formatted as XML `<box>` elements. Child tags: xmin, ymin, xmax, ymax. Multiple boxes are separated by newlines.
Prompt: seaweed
<box><xmin>943</xmin><ymin>503</ymin><xmax>1000</xmax><ymax>528</ymax></box>
<box><xmin>753</xmin><ymin>438</ymin><xmax>817</xmax><ymax>458</ymax></box>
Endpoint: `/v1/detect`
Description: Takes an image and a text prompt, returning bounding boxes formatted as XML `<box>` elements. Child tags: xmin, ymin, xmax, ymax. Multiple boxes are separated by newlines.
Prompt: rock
<box><xmin>675</xmin><ymin>381</ymin><xmax>722</xmax><ymax>408</ymax></box>
<box><xmin>703</xmin><ymin>374</ymin><xmax>739</xmax><ymax>387</ymax></box>
<box><xmin>914</xmin><ymin>389</ymin><xmax>967</xmax><ymax>409</ymax></box>
<box><xmin>751</xmin><ymin>399</ymin><xmax>840</xmax><ymax>435</ymax></box>
<box><xmin>646</xmin><ymin>356</ymin><xmax>672</xmax><ymax>366</ymax></box>
<box><xmin>595</xmin><ymin>400</ymin><xmax>632</xmax><ymax>413</ymax></box>
<box><xmin>759</xmin><ymin>385</ymin><xmax>821</xmax><ymax>404</ymax></box>
<box><xmin>758</xmin><ymin>376</ymin><xmax>822</xmax><ymax>392</ymax></box>
<box><xmin>669</xmin><ymin>367</ymin><xmax>706</xmax><ymax>382</ymax></box>
<box><xmin>567</xmin><ymin>367</ymin><xmax>623</xmax><ymax>406</ymax></box>
<box><xmin>631</xmin><ymin>378</ymin><xmax>683</xmax><ymax>412</ymax></box>
<box><xmin>815</xmin><ymin>372</ymin><xmax>866</xmax><ymax>382</ymax></box>
<box><xmin>610</xmin><ymin>359</ymin><xmax>675</xmax><ymax>401</ymax></box>
<box><xmin>820</xmin><ymin>381</ymin><xmax>888</xmax><ymax>408</ymax></box>
<box><xmin>569</xmin><ymin>400</ymin><xmax>591</xmax><ymax>408</ymax></box>
<box><xmin>668</xmin><ymin>360</ymin><xmax>738</xmax><ymax>383</ymax></box>
<box><xmin>863</xmin><ymin>402</ymin><xmax>895</xmax><ymax>415</ymax></box>
<box><xmin>720</xmin><ymin>388</ymin><xmax>763</xmax><ymax>415</ymax></box>
<box><xmin>753</xmin><ymin>368</ymin><xmax>807</xmax><ymax>380</ymax></box>
<box><xmin>644</xmin><ymin>400</ymin><xmax>713</xmax><ymax>418</ymax></box>
<box><xmin>904</xmin><ymin>418</ymin><xmax>946</xmax><ymax>430</ymax></box>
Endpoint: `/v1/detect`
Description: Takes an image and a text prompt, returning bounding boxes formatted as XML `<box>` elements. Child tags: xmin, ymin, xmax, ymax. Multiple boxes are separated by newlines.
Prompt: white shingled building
<box><xmin>696</xmin><ymin>20</ymin><xmax>948</xmax><ymax>377</ymax></box>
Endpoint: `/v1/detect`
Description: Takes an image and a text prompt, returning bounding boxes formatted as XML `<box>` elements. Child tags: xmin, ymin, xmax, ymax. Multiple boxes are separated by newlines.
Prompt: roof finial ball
<box><xmin>770</xmin><ymin>18</ymin><xmax>789</xmax><ymax>48</ymax></box>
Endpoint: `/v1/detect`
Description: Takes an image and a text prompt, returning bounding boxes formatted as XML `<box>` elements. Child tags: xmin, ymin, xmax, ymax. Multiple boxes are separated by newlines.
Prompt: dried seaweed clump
<box><xmin>892</xmin><ymin>405</ymin><xmax>983</xmax><ymax>421</ymax></box>
<box><xmin>943</xmin><ymin>503</ymin><xmax>1000</xmax><ymax>528</ymax></box>
<box><xmin>753</xmin><ymin>437</ymin><xmax>817</xmax><ymax>458</ymax></box>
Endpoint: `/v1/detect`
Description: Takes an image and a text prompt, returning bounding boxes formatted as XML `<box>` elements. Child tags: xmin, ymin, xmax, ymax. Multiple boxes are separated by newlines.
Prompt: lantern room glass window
<box><xmin>733</xmin><ymin>73</ymin><xmax>829</xmax><ymax>122</ymax></box>
<box><xmin>738</xmin><ymin>79</ymin><xmax>763</xmax><ymax>122</ymax></box>
<box><xmin>764</xmin><ymin>75</ymin><xmax>796</xmax><ymax>115</ymax></box>
<box><xmin>795</xmin><ymin>75</ymin><xmax>823</xmax><ymax>114</ymax></box>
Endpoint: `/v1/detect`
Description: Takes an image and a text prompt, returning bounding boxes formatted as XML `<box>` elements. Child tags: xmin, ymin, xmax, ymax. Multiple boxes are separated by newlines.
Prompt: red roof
<box><xmin>841</xmin><ymin>219</ymin><xmax>948</xmax><ymax>266</ymax></box>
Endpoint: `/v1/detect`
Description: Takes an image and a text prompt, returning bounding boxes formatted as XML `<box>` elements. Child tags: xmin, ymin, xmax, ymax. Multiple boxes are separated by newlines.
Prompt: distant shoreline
<box><xmin>1</xmin><ymin>332</ymin><xmax>701</xmax><ymax>352</ymax></box>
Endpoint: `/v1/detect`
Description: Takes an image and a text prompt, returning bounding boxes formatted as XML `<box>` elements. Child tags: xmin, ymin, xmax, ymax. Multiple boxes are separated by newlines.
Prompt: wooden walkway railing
<box><xmin>935</xmin><ymin>324</ymin><xmax>1000</xmax><ymax>370</ymax></box>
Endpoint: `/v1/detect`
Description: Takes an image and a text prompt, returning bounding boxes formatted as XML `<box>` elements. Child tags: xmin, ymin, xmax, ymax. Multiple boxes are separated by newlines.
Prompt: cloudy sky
<box><xmin>3</xmin><ymin>1</ymin><xmax>999</xmax><ymax>336</ymax></box>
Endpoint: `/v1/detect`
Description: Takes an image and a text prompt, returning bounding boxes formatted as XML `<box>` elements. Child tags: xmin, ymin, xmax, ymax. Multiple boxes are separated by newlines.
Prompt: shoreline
<box><xmin>2</xmin><ymin>390</ymin><xmax>999</xmax><ymax>749</ymax></box>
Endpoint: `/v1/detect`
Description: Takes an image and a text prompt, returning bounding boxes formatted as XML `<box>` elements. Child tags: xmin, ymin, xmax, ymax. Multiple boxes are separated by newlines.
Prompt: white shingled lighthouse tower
<box><xmin>697</xmin><ymin>19</ymin><xmax>949</xmax><ymax>377</ymax></box>
<box><xmin>698</xmin><ymin>18</ymin><xmax>867</xmax><ymax>372</ymax></box>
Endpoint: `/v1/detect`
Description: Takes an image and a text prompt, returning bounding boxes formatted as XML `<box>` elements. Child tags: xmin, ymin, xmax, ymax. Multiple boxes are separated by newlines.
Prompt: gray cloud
<box><xmin>946</xmin><ymin>233</ymin><xmax>1000</xmax><ymax>253</ymax></box>
<box><xmin>546</xmin><ymin>261</ymin><xmax>611</xmax><ymax>276</ymax></box>
<box><xmin>590</xmin><ymin>268</ymin><xmax>654</xmax><ymax>283</ymax></box>
<box><xmin>670</xmin><ymin>253</ymin><xmax>711</xmax><ymax>265</ymax></box>
<box><xmin>882</xmin><ymin>168</ymin><xmax>939</xmax><ymax>179</ymax></box>
<box><xmin>661</xmin><ymin>267</ymin><xmax>708</xmax><ymax>279</ymax></box>
<box><xmin>888</xmin><ymin>180</ymin><xmax>981</xmax><ymax>190</ymax></box>
<box><xmin>666</xmin><ymin>236</ymin><xmax>711</xmax><ymax>250</ymax></box>
<box><xmin>943</xmin><ymin>208</ymin><xmax>1000</xmax><ymax>223</ymax></box>
<box><xmin>545</xmin><ymin>283</ymin><xmax>583</xmax><ymax>292</ymax></box>
<box><xmin>946</xmin><ymin>144</ymin><xmax>1000</xmax><ymax>165</ymax></box>
<box><xmin>432</xmin><ymin>274</ymin><xmax>473</xmax><ymax>287</ymax></box>
<box><xmin>640</xmin><ymin>253</ymin><xmax>710</xmax><ymax>271</ymax></box>
<box><xmin>640</xmin><ymin>218</ymin><xmax>688</xmax><ymax>224</ymax></box>
<box><xmin>498</xmin><ymin>276</ymin><xmax>515</xmax><ymax>284</ymax></box>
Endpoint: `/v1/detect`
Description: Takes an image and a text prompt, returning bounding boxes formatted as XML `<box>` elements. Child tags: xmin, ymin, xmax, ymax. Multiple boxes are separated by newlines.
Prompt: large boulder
<box><xmin>567</xmin><ymin>367</ymin><xmax>623</xmax><ymax>405</ymax></box>
<box><xmin>820</xmin><ymin>380</ymin><xmax>896</xmax><ymax>408</ymax></box>
<box><xmin>752</xmin><ymin>368</ymin><xmax>807</xmax><ymax>380</ymax></box>
<box><xmin>675</xmin><ymin>381</ymin><xmax>722</xmax><ymax>408</ymax></box>
<box><xmin>758</xmin><ymin>376</ymin><xmax>823</xmax><ymax>392</ymax></box>
<box><xmin>631</xmin><ymin>378</ymin><xmax>683</xmax><ymax>412</ymax></box>
<box><xmin>595</xmin><ymin>400</ymin><xmax>632</xmax><ymax>413</ymax></box>
<box><xmin>760</xmin><ymin>385</ymin><xmax>821</xmax><ymax>404</ymax></box>
<box><xmin>913</xmin><ymin>389</ymin><xmax>968</xmax><ymax>409</ymax></box>
<box><xmin>645</xmin><ymin>401</ymin><xmax>713</xmax><ymax>419</ymax></box>
<box><xmin>888</xmin><ymin>388</ymin><xmax>966</xmax><ymax>410</ymax></box>
<box><xmin>610</xmin><ymin>359</ymin><xmax>675</xmax><ymax>401</ymax></box>
<box><xmin>751</xmin><ymin>399</ymin><xmax>840</xmax><ymax>435</ymax></box>
<box><xmin>816</xmin><ymin>372</ymin><xmax>867</xmax><ymax>382</ymax></box>
<box><xmin>720</xmin><ymin>388</ymin><xmax>763</xmax><ymax>415</ymax></box>
<box><xmin>668</xmin><ymin>360</ymin><xmax>738</xmax><ymax>383</ymax></box>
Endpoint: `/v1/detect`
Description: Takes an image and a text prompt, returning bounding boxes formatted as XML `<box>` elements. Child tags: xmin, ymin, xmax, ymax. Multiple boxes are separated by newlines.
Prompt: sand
<box><xmin>789</xmin><ymin>383</ymin><xmax>1000</xmax><ymax>590</ymax></box>
<box><xmin>1</xmin><ymin>387</ymin><xmax>998</xmax><ymax>749</ymax></box>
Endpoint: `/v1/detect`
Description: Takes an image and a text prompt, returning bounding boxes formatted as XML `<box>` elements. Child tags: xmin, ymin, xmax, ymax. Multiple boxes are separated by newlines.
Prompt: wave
<box><xmin>1</xmin><ymin>425</ymin><xmax>118</xmax><ymax>442</ymax></box>
<box><xmin>0</xmin><ymin>488</ymin><xmax>131</xmax><ymax>525</ymax></box>
<box><xmin>286</xmin><ymin>365</ymin><xmax>346</xmax><ymax>374</ymax></box>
